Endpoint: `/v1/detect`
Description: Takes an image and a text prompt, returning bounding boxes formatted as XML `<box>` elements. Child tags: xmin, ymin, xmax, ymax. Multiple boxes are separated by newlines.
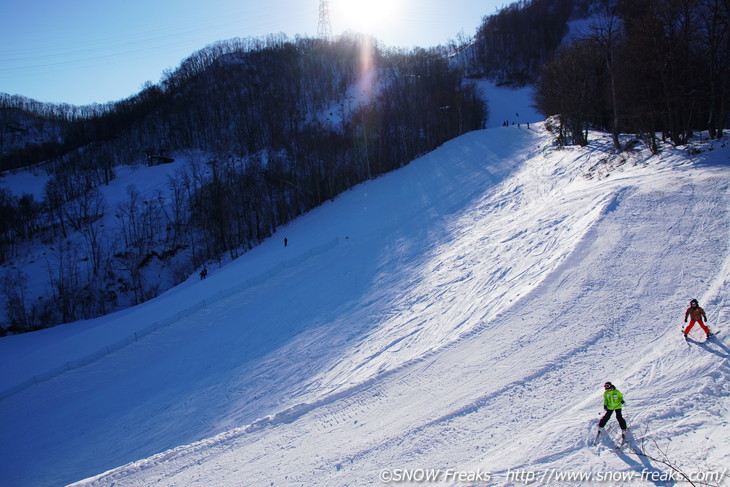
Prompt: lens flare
<box><xmin>332</xmin><ymin>0</ymin><xmax>401</xmax><ymax>33</ymax></box>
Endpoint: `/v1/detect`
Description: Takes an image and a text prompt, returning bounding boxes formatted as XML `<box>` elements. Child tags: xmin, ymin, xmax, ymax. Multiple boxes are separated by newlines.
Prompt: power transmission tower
<box><xmin>318</xmin><ymin>0</ymin><xmax>333</xmax><ymax>40</ymax></box>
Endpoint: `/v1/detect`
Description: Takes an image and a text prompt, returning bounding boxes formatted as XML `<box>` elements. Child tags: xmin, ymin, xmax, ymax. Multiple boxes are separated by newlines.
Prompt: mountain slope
<box><xmin>1</xmin><ymin>125</ymin><xmax>729</xmax><ymax>487</ymax></box>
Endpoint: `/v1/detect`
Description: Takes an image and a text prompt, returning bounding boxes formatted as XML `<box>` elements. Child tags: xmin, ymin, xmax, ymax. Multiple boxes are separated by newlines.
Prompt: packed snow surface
<box><xmin>1</xmin><ymin>124</ymin><xmax>729</xmax><ymax>487</ymax></box>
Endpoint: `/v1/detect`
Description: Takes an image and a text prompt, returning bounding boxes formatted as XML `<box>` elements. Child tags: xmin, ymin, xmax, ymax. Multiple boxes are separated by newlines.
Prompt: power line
<box><xmin>0</xmin><ymin>2</ymin><xmax>317</xmax><ymax>76</ymax></box>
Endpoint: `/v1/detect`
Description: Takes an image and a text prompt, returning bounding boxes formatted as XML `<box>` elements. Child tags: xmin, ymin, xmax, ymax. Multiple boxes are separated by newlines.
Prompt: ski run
<box><xmin>1</xmin><ymin>123</ymin><xmax>729</xmax><ymax>486</ymax></box>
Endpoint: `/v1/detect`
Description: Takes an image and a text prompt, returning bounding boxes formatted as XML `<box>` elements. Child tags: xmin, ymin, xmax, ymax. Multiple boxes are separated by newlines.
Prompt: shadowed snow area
<box><xmin>1</xmin><ymin>125</ymin><xmax>729</xmax><ymax>487</ymax></box>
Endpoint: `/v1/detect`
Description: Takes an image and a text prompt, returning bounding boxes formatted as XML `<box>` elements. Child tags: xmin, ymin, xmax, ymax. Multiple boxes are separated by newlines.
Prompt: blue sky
<box><xmin>0</xmin><ymin>0</ymin><xmax>505</xmax><ymax>106</ymax></box>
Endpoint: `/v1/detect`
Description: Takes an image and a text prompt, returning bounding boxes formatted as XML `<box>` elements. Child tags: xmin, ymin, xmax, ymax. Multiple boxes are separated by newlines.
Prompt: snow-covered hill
<box><xmin>1</xmin><ymin>123</ymin><xmax>729</xmax><ymax>487</ymax></box>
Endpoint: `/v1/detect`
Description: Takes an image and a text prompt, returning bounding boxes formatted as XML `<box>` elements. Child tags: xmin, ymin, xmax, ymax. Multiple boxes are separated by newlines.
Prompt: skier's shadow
<box><xmin>692</xmin><ymin>335</ymin><xmax>730</xmax><ymax>359</ymax></box>
<box><xmin>614</xmin><ymin>447</ymin><xmax>674</xmax><ymax>487</ymax></box>
<box><xmin>614</xmin><ymin>431</ymin><xmax>677</xmax><ymax>487</ymax></box>
<box><xmin>594</xmin><ymin>429</ymin><xmax>671</xmax><ymax>486</ymax></box>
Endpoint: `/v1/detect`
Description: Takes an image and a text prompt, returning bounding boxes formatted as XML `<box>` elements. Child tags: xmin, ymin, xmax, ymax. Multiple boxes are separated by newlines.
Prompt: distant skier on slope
<box><xmin>684</xmin><ymin>298</ymin><xmax>714</xmax><ymax>339</ymax></box>
<box><xmin>598</xmin><ymin>382</ymin><xmax>627</xmax><ymax>435</ymax></box>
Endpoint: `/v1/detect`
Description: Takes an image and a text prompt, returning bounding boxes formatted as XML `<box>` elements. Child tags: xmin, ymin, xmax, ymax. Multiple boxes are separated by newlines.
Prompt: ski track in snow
<box><xmin>1</xmin><ymin>125</ymin><xmax>729</xmax><ymax>487</ymax></box>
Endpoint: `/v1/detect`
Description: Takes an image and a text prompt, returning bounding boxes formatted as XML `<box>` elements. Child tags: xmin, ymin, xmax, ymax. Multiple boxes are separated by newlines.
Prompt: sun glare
<box><xmin>332</xmin><ymin>0</ymin><xmax>401</xmax><ymax>33</ymax></box>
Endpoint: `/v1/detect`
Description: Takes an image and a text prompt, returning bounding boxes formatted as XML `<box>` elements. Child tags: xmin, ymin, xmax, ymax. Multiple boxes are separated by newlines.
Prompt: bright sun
<box><xmin>332</xmin><ymin>0</ymin><xmax>401</xmax><ymax>33</ymax></box>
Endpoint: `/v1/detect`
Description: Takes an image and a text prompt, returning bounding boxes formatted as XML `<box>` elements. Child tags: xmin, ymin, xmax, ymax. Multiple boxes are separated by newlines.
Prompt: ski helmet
<box><xmin>604</xmin><ymin>382</ymin><xmax>613</xmax><ymax>390</ymax></box>
<box><xmin>690</xmin><ymin>299</ymin><xmax>699</xmax><ymax>306</ymax></box>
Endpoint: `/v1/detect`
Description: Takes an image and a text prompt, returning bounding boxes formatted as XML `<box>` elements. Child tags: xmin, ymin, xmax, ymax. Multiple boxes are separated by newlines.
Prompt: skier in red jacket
<box><xmin>684</xmin><ymin>299</ymin><xmax>714</xmax><ymax>339</ymax></box>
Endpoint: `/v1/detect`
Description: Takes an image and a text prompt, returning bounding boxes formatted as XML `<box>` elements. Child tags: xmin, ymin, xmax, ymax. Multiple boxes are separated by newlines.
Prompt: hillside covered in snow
<box><xmin>1</xmin><ymin>122</ymin><xmax>728</xmax><ymax>486</ymax></box>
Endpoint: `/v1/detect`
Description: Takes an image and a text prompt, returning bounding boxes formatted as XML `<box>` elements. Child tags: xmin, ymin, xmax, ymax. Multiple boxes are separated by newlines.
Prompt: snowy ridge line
<box><xmin>417</xmin><ymin>330</ymin><xmax>609</xmax><ymax>435</ymax></box>
<box><xmin>77</xmin><ymin>305</ymin><xmax>546</xmax><ymax>485</ymax></box>
<box><xmin>74</xmin><ymin>210</ymin><xmax>620</xmax><ymax>487</ymax></box>
<box><xmin>254</xmin><ymin>186</ymin><xmax>625</xmax><ymax>444</ymax></box>
<box><xmin>73</xmin><ymin>345</ymin><xmax>486</xmax><ymax>487</ymax></box>
<box><xmin>0</xmin><ymin>237</ymin><xmax>340</xmax><ymax>402</ymax></box>
<box><xmin>70</xmin><ymin>369</ymin><xmax>406</xmax><ymax>485</ymax></box>
<box><xmin>341</xmin><ymin>331</ymin><xmax>616</xmax><ymax>470</ymax></box>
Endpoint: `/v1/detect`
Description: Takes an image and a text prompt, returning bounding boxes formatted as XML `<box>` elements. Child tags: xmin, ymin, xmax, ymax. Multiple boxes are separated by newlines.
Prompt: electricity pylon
<box><xmin>318</xmin><ymin>0</ymin><xmax>333</xmax><ymax>40</ymax></box>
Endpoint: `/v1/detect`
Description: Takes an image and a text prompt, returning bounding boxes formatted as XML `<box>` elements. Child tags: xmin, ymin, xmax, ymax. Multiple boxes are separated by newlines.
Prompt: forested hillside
<box><xmin>467</xmin><ymin>0</ymin><xmax>729</xmax><ymax>150</ymax></box>
<box><xmin>0</xmin><ymin>34</ymin><xmax>485</xmax><ymax>332</ymax></box>
<box><xmin>1</xmin><ymin>0</ymin><xmax>728</xmax><ymax>334</ymax></box>
<box><xmin>471</xmin><ymin>0</ymin><xmax>575</xmax><ymax>84</ymax></box>
<box><xmin>533</xmin><ymin>0</ymin><xmax>730</xmax><ymax>148</ymax></box>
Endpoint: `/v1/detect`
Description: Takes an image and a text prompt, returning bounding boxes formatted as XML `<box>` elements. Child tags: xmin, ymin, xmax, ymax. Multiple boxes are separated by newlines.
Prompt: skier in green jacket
<box><xmin>598</xmin><ymin>382</ymin><xmax>627</xmax><ymax>432</ymax></box>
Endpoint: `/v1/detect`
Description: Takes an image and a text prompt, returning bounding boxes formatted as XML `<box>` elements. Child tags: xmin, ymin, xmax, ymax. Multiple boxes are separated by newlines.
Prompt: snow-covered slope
<box><xmin>1</xmin><ymin>125</ymin><xmax>729</xmax><ymax>487</ymax></box>
<box><xmin>477</xmin><ymin>80</ymin><xmax>542</xmax><ymax>129</ymax></box>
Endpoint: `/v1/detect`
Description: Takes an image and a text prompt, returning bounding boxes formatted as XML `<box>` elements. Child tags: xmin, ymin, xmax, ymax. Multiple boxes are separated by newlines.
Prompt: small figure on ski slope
<box><xmin>684</xmin><ymin>299</ymin><xmax>714</xmax><ymax>339</ymax></box>
<box><xmin>598</xmin><ymin>382</ymin><xmax>627</xmax><ymax>434</ymax></box>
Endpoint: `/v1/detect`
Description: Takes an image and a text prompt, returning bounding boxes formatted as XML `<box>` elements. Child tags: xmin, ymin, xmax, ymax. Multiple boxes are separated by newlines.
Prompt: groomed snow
<box><xmin>1</xmin><ymin>124</ymin><xmax>729</xmax><ymax>487</ymax></box>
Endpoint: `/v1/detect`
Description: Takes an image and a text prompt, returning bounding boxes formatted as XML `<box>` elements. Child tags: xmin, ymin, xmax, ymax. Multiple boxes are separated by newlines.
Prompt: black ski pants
<box><xmin>599</xmin><ymin>408</ymin><xmax>627</xmax><ymax>430</ymax></box>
